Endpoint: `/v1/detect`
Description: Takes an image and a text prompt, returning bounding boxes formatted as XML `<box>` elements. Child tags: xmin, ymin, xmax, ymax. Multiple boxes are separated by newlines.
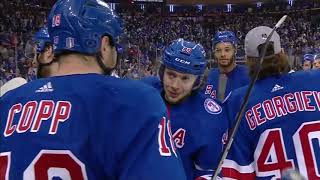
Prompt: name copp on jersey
<box><xmin>142</xmin><ymin>76</ymin><xmax>228</xmax><ymax>180</ymax></box>
<box><xmin>0</xmin><ymin>74</ymin><xmax>186</xmax><ymax>180</ymax></box>
<box><xmin>222</xmin><ymin>70</ymin><xmax>320</xmax><ymax>180</ymax></box>
<box><xmin>203</xmin><ymin>65</ymin><xmax>250</xmax><ymax>100</ymax></box>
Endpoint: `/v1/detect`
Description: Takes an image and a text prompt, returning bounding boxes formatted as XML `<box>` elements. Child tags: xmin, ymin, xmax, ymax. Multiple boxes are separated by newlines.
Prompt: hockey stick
<box><xmin>0</xmin><ymin>77</ymin><xmax>27</xmax><ymax>97</ymax></box>
<box><xmin>211</xmin><ymin>15</ymin><xmax>288</xmax><ymax>180</ymax></box>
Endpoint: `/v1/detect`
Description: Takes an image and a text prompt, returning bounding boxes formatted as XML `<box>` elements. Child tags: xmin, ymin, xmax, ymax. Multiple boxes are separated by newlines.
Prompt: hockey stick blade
<box><xmin>211</xmin><ymin>15</ymin><xmax>288</xmax><ymax>180</ymax></box>
<box><xmin>275</xmin><ymin>15</ymin><xmax>287</xmax><ymax>28</ymax></box>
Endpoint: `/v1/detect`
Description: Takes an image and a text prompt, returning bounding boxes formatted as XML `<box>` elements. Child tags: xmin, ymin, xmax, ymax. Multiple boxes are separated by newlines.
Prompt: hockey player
<box><xmin>32</xmin><ymin>27</ymin><xmax>57</xmax><ymax>78</ymax></box>
<box><xmin>142</xmin><ymin>39</ymin><xmax>228</xmax><ymax>180</ymax></box>
<box><xmin>221</xmin><ymin>26</ymin><xmax>320</xmax><ymax>179</ymax></box>
<box><xmin>0</xmin><ymin>28</ymin><xmax>55</xmax><ymax>97</ymax></box>
<box><xmin>203</xmin><ymin>31</ymin><xmax>250</xmax><ymax>102</ymax></box>
<box><xmin>302</xmin><ymin>53</ymin><xmax>314</xmax><ymax>70</ymax></box>
<box><xmin>313</xmin><ymin>54</ymin><xmax>320</xmax><ymax>69</ymax></box>
<box><xmin>0</xmin><ymin>0</ymin><xmax>186</xmax><ymax>179</ymax></box>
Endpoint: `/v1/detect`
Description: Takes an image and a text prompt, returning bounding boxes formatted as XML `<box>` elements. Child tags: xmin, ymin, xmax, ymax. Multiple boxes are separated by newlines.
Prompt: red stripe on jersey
<box><xmin>222</xmin><ymin>167</ymin><xmax>256</xmax><ymax>180</ymax></box>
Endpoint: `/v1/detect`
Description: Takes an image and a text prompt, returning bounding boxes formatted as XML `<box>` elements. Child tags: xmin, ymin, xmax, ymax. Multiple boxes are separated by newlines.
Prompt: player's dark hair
<box><xmin>53</xmin><ymin>35</ymin><xmax>115</xmax><ymax>75</ymax></box>
<box><xmin>37</xmin><ymin>65</ymin><xmax>53</xmax><ymax>78</ymax></box>
<box><xmin>54</xmin><ymin>35</ymin><xmax>115</xmax><ymax>60</ymax></box>
<box><xmin>37</xmin><ymin>44</ymin><xmax>56</xmax><ymax>78</ymax></box>
<box><xmin>246</xmin><ymin>51</ymin><xmax>290</xmax><ymax>80</ymax></box>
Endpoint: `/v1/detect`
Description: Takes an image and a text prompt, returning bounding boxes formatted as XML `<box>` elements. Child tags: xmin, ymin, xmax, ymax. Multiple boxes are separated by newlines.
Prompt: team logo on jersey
<box><xmin>271</xmin><ymin>84</ymin><xmax>284</xmax><ymax>92</ymax></box>
<box><xmin>204</xmin><ymin>98</ymin><xmax>222</xmax><ymax>114</ymax></box>
<box><xmin>35</xmin><ymin>82</ymin><xmax>54</xmax><ymax>93</ymax></box>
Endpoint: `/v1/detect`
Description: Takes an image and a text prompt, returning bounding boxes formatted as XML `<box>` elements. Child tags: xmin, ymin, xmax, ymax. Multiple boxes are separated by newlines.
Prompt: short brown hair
<box><xmin>246</xmin><ymin>51</ymin><xmax>290</xmax><ymax>80</ymax></box>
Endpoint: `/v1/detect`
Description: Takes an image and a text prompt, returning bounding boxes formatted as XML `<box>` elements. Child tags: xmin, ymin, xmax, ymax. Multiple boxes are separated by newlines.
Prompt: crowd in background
<box><xmin>1</xmin><ymin>0</ymin><xmax>320</xmax><ymax>86</ymax></box>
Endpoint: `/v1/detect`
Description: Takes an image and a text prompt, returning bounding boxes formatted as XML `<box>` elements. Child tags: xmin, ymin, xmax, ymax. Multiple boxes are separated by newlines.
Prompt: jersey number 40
<box><xmin>255</xmin><ymin>121</ymin><xmax>320</xmax><ymax>179</ymax></box>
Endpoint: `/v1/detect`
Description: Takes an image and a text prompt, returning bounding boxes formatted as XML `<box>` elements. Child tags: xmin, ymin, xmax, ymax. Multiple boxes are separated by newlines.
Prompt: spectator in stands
<box><xmin>313</xmin><ymin>54</ymin><xmax>320</xmax><ymax>69</ymax></box>
<box><xmin>302</xmin><ymin>53</ymin><xmax>314</xmax><ymax>70</ymax></box>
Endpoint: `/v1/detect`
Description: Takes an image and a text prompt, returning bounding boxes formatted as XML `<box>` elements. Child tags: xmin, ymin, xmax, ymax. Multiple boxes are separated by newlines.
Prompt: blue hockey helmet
<box><xmin>212</xmin><ymin>31</ymin><xmax>238</xmax><ymax>48</ymax></box>
<box><xmin>303</xmin><ymin>53</ymin><xmax>314</xmax><ymax>63</ymax></box>
<box><xmin>314</xmin><ymin>54</ymin><xmax>320</xmax><ymax>61</ymax></box>
<box><xmin>161</xmin><ymin>39</ymin><xmax>207</xmax><ymax>76</ymax></box>
<box><xmin>33</xmin><ymin>27</ymin><xmax>51</xmax><ymax>53</ymax></box>
<box><xmin>47</xmin><ymin>0</ymin><xmax>123</xmax><ymax>54</ymax></box>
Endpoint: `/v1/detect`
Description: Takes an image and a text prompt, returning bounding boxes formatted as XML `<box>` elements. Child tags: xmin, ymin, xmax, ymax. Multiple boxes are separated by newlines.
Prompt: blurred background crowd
<box><xmin>1</xmin><ymin>0</ymin><xmax>320</xmax><ymax>86</ymax></box>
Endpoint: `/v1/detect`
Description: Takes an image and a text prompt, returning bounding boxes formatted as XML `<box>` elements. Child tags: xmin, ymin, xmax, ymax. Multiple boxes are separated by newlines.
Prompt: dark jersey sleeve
<box><xmin>101</xmin><ymin>83</ymin><xmax>187</xmax><ymax>180</ymax></box>
<box><xmin>193</xmin><ymin>99</ymin><xmax>228</xmax><ymax>179</ymax></box>
<box><xmin>221</xmin><ymin>89</ymin><xmax>256</xmax><ymax>179</ymax></box>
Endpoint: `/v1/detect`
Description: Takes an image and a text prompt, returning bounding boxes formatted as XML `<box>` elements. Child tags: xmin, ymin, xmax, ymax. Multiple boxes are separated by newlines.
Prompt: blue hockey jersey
<box><xmin>203</xmin><ymin>65</ymin><xmax>250</xmax><ymax>101</ymax></box>
<box><xmin>142</xmin><ymin>76</ymin><xmax>228</xmax><ymax>180</ymax></box>
<box><xmin>222</xmin><ymin>70</ymin><xmax>320</xmax><ymax>180</ymax></box>
<box><xmin>0</xmin><ymin>73</ymin><xmax>186</xmax><ymax>180</ymax></box>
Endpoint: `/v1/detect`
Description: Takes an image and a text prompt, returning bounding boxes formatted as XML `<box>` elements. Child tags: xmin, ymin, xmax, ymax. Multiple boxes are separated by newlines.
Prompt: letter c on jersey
<box><xmin>4</xmin><ymin>100</ymin><xmax>72</xmax><ymax>137</ymax></box>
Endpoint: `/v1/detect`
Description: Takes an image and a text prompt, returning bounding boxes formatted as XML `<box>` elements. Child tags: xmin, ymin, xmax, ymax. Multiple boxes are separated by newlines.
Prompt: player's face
<box><xmin>214</xmin><ymin>42</ymin><xmax>236</xmax><ymax>68</ymax></box>
<box><xmin>313</xmin><ymin>59</ymin><xmax>320</xmax><ymax>69</ymax></box>
<box><xmin>163</xmin><ymin>68</ymin><xmax>197</xmax><ymax>104</ymax></box>
<box><xmin>302</xmin><ymin>60</ymin><xmax>312</xmax><ymax>70</ymax></box>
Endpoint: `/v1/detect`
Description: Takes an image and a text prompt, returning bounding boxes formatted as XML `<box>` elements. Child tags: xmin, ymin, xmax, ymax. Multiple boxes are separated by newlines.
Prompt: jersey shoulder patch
<box><xmin>204</xmin><ymin>98</ymin><xmax>222</xmax><ymax>114</ymax></box>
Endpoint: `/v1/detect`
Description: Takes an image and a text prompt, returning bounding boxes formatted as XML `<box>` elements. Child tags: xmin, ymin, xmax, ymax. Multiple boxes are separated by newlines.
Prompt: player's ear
<box><xmin>45</xmin><ymin>46</ymin><xmax>53</xmax><ymax>57</ymax></box>
<box><xmin>100</xmin><ymin>36</ymin><xmax>117</xmax><ymax>68</ymax></box>
<box><xmin>100</xmin><ymin>36</ymin><xmax>111</xmax><ymax>53</ymax></box>
<box><xmin>48</xmin><ymin>46</ymin><xmax>53</xmax><ymax>54</ymax></box>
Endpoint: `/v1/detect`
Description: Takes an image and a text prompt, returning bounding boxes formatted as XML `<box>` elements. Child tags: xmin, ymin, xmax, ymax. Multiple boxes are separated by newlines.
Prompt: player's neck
<box><xmin>53</xmin><ymin>54</ymin><xmax>103</xmax><ymax>76</ymax></box>
<box><xmin>219</xmin><ymin>63</ymin><xmax>236</xmax><ymax>74</ymax></box>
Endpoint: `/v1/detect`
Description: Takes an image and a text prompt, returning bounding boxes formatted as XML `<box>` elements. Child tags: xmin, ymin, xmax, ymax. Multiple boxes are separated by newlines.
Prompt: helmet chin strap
<box><xmin>95</xmin><ymin>52</ymin><xmax>115</xmax><ymax>75</ymax></box>
<box><xmin>36</xmin><ymin>54</ymin><xmax>56</xmax><ymax>78</ymax></box>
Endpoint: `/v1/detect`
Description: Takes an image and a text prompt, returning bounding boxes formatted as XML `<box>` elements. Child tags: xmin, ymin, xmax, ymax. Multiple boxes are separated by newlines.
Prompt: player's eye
<box><xmin>181</xmin><ymin>76</ymin><xmax>190</xmax><ymax>81</ymax></box>
<box><xmin>225</xmin><ymin>48</ymin><xmax>231</xmax><ymax>52</ymax></box>
<box><xmin>166</xmin><ymin>72</ymin><xmax>176</xmax><ymax>79</ymax></box>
